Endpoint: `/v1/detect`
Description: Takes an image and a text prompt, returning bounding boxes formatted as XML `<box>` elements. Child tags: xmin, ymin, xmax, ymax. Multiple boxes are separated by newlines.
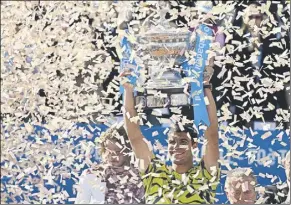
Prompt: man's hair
<box><xmin>168</xmin><ymin>123</ymin><xmax>198</xmax><ymax>144</ymax></box>
<box><xmin>97</xmin><ymin>125</ymin><xmax>131</xmax><ymax>156</ymax></box>
<box><xmin>247</xmin><ymin>1</ymin><xmax>261</xmax><ymax>7</ymax></box>
<box><xmin>225</xmin><ymin>168</ymin><xmax>257</xmax><ymax>191</ymax></box>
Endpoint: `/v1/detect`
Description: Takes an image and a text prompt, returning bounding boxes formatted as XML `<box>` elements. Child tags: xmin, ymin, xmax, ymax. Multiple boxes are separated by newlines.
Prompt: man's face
<box><xmin>103</xmin><ymin>139</ymin><xmax>128</xmax><ymax>167</ymax></box>
<box><xmin>226</xmin><ymin>176</ymin><xmax>256</xmax><ymax>204</ymax></box>
<box><xmin>168</xmin><ymin>131</ymin><xmax>195</xmax><ymax>165</ymax></box>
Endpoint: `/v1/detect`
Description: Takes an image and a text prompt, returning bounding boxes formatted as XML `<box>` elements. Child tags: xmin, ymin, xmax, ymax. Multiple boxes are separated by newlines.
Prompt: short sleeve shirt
<box><xmin>140</xmin><ymin>158</ymin><xmax>220</xmax><ymax>204</ymax></box>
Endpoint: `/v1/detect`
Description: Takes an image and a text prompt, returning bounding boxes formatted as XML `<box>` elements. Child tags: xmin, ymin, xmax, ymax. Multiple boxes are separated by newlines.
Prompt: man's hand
<box><xmin>204</xmin><ymin>65</ymin><xmax>214</xmax><ymax>84</ymax></box>
<box><xmin>204</xmin><ymin>51</ymin><xmax>215</xmax><ymax>84</ymax></box>
<box><xmin>203</xmin><ymin>66</ymin><xmax>214</xmax><ymax>84</ymax></box>
<box><xmin>119</xmin><ymin>70</ymin><xmax>134</xmax><ymax>90</ymax></box>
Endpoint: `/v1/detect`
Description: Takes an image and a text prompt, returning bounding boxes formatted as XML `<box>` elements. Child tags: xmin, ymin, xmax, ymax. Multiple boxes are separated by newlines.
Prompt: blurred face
<box><xmin>103</xmin><ymin>139</ymin><xmax>128</xmax><ymax>167</ymax></box>
<box><xmin>244</xmin><ymin>4</ymin><xmax>263</xmax><ymax>36</ymax></box>
<box><xmin>168</xmin><ymin>132</ymin><xmax>196</xmax><ymax>165</ymax></box>
<box><xmin>226</xmin><ymin>176</ymin><xmax>256</xmax><ymax>204</ymax></box>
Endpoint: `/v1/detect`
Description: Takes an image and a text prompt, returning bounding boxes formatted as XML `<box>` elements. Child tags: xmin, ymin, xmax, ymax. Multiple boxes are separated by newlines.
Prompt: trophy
<box><xmin>119</xmin><ymin>2</ymin><xmax>212</xmax><ymax>126</ymax></box>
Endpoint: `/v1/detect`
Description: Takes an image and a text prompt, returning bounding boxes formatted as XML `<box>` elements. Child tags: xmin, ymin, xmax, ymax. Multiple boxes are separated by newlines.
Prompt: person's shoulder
<box><xmin>80</xmin><ymin>167</ymin><xmax>105</xmax><ymax>182</ymax></box>
<box><xmin>83</xmin><ymin>173</ymin><xmax>99</xmax><ymax>181</ymax></box>
<box><xmin>79</xmin><ymin>171</ymin><xmax>96</xmax><ymax>182</ymax></box>
<box><xmin>141</xmin><ymin>157</ymin><xmax>168</xmax><ymax>176</ymax></box>
<box><xmin>153</xmin><ymin>158</ymin><xmax>168</xmax><ymax>170</ymax></box>
<box><xmin>190</xmin><ymin>160</ymin><xmax>220</xmax><ymax>179</ymax></box>
<box><xmin>263</xmin><ymin>183</ymin><xmax>289</xmax><ymax>204</ymax></box>
<box><xmin>267</xmin><ymin>182</ymin><xmax>289</xmax><ymax>192</ymax></box>
<box><xmin>265</xmin><ymin>184</ymin><xmax>279</xmax><ymax>192</ymax></box>
<box><xmin>79</xmin><ymin>172</ymin><xmax>104</xmax><ymax>190</ymax></box>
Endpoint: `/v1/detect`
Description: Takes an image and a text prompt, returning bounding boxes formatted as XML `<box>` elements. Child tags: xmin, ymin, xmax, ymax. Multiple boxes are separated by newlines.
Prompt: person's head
<box><xmin>98</xmin><ymin>125</ymin><xmax>131</xmax><ymax>167</ymax></box>
<box><xmin>225</xmin><ymin>168</ymin><xmax>257</xmax><ymax>204</ymax></box>
<box><xmin>167</xmin><ymin>123</ymin><xmax>198</xmax><ymax>166</ymax></box>
<box><xmin>284</xmin><ymin>151</ymin><xmax>290</xmax><ymax>182</ymax></box>
<box><xmin>243</xmin><ymin>2</ymin><xmax>264</xmax><ymax>36</ymax></box>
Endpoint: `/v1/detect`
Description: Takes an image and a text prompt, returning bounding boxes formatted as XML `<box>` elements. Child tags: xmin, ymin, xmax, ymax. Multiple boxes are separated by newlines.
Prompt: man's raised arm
<box><xmin>202</xmin><ymin>83</ymin><xmax>220</xmax><ymax>174</ymax></box>
<box><xmin>202</xmin><ymin>56</ymin><xmax>219</xmax><ymax>173</ymax></box>
<box><xmin>122</xmin><ymin>82</ymin><xmax>152</xmax><ymax>172</ymax></box>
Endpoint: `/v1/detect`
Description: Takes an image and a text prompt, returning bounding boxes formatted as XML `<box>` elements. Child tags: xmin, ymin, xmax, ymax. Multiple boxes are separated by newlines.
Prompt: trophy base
<box><xmin>135</xmin><ymin>87</ymin><xmax>191</xmax><ymax>109</ymax></box>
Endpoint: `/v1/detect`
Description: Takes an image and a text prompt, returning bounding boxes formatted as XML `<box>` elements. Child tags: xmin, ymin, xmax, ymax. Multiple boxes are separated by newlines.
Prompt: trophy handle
<box><xmin>119</xmin><ymin>32</ymin><xmax>142</xmax><ymax>99</ymax></box>
<box><xmin>182</xmin><ymin>24</ymin><xmax>213</xmax><ymax>128</ymax></box>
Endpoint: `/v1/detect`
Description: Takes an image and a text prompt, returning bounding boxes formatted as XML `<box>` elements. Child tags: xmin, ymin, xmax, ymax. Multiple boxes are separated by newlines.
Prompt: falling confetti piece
<box><xmin>261</xmin><ymin>131</ymin><xmax>272</xmax><ymax>140</ymax></box>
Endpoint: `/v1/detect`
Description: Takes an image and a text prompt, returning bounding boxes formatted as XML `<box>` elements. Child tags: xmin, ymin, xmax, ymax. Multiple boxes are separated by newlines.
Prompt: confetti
<box><xmin>1</xmin><ymin>1</ymin><xmax>290</xmax><ymax>204</ymax></box>
<box><xmin>261</xmin><ymin>131</ymin><xmax>272</xmax><ymax>140</ymax></box>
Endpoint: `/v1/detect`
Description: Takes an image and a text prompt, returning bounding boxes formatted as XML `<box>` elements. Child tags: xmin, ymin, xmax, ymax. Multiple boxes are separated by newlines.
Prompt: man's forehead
<box><xmin>105</xmin><ymin>139</ymin><xmax>121</xmax><ymax>150</ymax></box>
<box><xmin>168</xmin><ymin>131</ymin><xmax>189</xmax><ymax>139</ymax></box>
<box><xmin>230</xmin><ymin>176</ymin><xmax>254</xmax><ymax>184</ymax></box>
<box><xmin>105</xmin><ymin>138</ymin><xmax>116</xmax><ymax>144</ymax></box>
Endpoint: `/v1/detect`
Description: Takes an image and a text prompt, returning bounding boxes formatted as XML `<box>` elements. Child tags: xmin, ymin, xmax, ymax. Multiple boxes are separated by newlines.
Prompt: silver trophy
<box><xmin>131</xmin><ymin>2</ymin><xmax>195</xmax><ymax>109</ymax></box>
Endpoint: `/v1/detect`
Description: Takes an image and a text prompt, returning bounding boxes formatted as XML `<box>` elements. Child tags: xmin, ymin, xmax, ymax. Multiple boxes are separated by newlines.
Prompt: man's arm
<box><xmin>123</xmin><ymin>83</ymin><xmax>153</xmax><ymax>172</ymax></box>
<box><xmin>202</xmin><ymin>84</ymin><xmax>220</xmax><ymax>174</ymax></box>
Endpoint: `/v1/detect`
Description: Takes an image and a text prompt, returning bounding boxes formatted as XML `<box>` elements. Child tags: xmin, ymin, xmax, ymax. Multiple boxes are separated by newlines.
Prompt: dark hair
<box><xmin>246</xmin><ymin>1</ymin><xmax>262</xmax><ymax>7</ymax></box>
<box><xmin>97</xmin><ymin>125</ymin><xmax>132</xmax><ymax>156</ymax></box>
<box><xmin>168</xmin><ymin>123</ymin><xmax>198</xmax><ymax>144</ymax></box>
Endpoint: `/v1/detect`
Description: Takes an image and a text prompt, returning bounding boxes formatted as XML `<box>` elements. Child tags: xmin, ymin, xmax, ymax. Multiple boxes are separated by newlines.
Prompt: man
<box><xmin>263</xmin><ymin>150</ymin><xmax>290</xmax><ymax>204</ymax></box>
<box><xmin>75</xmin><ymin>125</ymin><xmax>144</xmax><ymax>204</ymax></box>
<box><xmin>120</xmin><ymin>67</ymin><xmax>220</xmax><ymax>203</ymax></box>
<box><xmin>224</xmin><ymin>168</ymin><xmax>257</xmax><ymax>204</ymax></box>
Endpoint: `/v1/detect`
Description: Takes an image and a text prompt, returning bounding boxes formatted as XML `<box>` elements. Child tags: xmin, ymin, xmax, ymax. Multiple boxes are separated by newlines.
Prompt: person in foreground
<box><xmin>225</xmin><ymin>168</ymin><xmax>257</xmax><ymax>204</ymax></box>
<box><xmin>75</xmin><ymin>125</ymin><xmax>145</xmax><ymax>204</ymax></box>
<box><xmin>121</xmin><ymin>70</ymin><xmax>220</xmax><ymax>204</ymax></box>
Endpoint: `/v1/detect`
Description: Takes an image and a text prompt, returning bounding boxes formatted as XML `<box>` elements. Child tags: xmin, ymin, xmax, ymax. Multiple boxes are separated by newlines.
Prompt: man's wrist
<box><xmin>203</xmin><ymin>83</ymin><xmax>212</xmax><ymax>91</ymax></box>
<box><xmin>123</xmin><ymin>83</ymin><xmax>134</xmax><ymax>92</ymax></box>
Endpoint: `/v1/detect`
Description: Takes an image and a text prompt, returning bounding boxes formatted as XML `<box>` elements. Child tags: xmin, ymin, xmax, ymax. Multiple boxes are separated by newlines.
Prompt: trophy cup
<box><xmin>131</xmin><ymin>2</ymin><xmax>194</xmax><ymax>109</ymax></box>
<box><xmin>119</xmin><ymin>2</ymin><xmax>212</xmax><ymax>126</ymax></box>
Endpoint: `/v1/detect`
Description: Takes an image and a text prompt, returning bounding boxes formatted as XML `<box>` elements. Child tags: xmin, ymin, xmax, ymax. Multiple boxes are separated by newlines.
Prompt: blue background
<box><xmin>1</xmin><ymin>124</ymin><xmax>289</xmax><ymax>204</ymax></box>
